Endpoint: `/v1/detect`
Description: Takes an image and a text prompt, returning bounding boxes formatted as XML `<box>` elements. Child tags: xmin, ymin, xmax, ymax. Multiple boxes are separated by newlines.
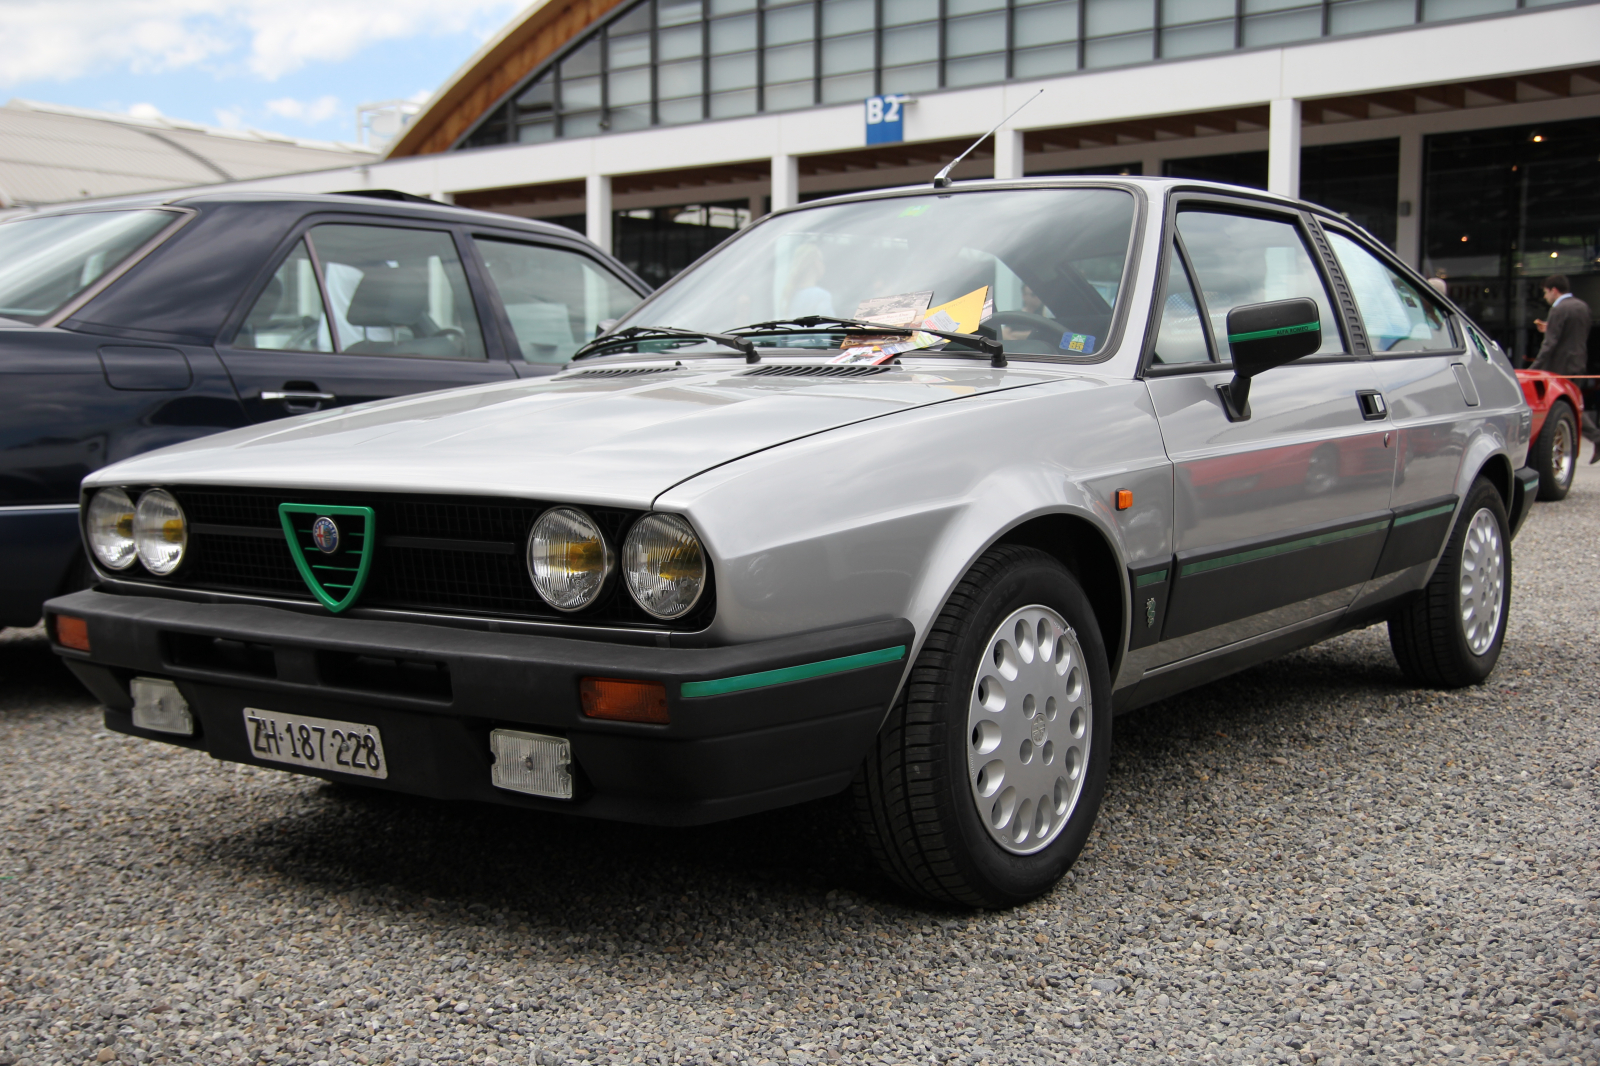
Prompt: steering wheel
<box><xmin>984</xmin><ymin>311</ymin><xmax>1064</xmax><ymax>342</ymax></box>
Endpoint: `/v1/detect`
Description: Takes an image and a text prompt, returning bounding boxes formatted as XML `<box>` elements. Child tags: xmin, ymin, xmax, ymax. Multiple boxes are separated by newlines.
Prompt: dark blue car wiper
<box><xmin>571</xmin><ymin>325</ymin><xmax>758</xmax><ymax>363</ymax></box>
<box><xmin>730</xmin><ymin>316</ymin><xmax>1006</xmax><ymax>368</ymax></box>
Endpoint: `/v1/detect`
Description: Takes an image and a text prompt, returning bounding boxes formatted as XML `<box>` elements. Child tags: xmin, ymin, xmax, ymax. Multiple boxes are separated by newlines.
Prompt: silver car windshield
<box><xmin>622</xmin><ymin>187</ymin><xmax>1137</xmax><ymax>357</ymax></box>
<box><xmin>0</xmin><ymin>209</ymin><xmax>177</xmax><ymax>323</ymax></box>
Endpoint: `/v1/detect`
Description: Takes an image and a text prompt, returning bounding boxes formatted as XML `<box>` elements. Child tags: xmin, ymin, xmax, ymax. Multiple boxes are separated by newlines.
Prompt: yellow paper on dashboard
<box><xmin>919</xmin><ymin>286</ymin><xmax>989</xmax><ymax>334</ymax></box>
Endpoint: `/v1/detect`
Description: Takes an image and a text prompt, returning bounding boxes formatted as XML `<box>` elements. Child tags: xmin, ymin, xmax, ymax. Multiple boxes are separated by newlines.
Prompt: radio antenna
<box><xmin>931</xmin><ymin>90</ymin><xmax>1044</xmax><ymax>189</ymax></box>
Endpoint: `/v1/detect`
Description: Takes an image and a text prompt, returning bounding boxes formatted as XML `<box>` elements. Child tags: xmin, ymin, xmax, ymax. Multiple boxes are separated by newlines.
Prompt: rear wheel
<box><xmin>1388</xmin><ymin>478</ymin><xmax>1510</xmax><ymax>687</ymax></box>
<box><xmin>1534</xmin><ymin>402</ymin><xmax>1578</xmax><ymax>501</ymax></box>
<box><xmin>853</xmin><ymin>545</ymin><xmax>1111</xmax><ymax>907</ymax></box>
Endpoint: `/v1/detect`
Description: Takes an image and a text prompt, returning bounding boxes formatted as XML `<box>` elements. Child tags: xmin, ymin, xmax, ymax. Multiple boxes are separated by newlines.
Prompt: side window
<box><xmin>309</xmin><ymin>224</ymin><xmax>487</xmax><ymax>361</ymax></box>
<box><xmin>236</xmin><ymin>240</ymin><xmax>333</xmax><ymax>352</ymax></box>
<box><xmin>1151</xmin><ymin>247</ymin><xmax>1212</xmax><ymax>365</ymax></box>
<box><xmin>1175</xmin><ymin>210</ymin><xmax>1343</xmax><ymax>358</ymax></box>
<box><xmin>473</xmin><ymin>238</ymin><xmax>642</xmax><ymax>363</ymax></box>
<box><xmin>1327</xmin><ymin>232</ymin><xmax>1454</xmax><ymax>353</ymax></box>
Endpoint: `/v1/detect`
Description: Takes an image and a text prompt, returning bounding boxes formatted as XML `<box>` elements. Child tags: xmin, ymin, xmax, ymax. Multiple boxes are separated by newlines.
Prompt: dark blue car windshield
<box><xmin>0</xmin><ymin>209</ymin><xmax>177</xmax><ymax>323</ymax></box>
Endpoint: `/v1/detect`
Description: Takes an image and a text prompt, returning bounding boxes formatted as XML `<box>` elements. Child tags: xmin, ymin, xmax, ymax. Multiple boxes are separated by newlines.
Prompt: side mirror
<box><xmin>1217</xmin><ymin>297</ymin><xmax>1321</xmax><ymax>421</ymax></box>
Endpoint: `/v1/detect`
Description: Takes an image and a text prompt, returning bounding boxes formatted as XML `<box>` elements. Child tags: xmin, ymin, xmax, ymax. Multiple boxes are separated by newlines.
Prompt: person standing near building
<box><xmin>1531</xmin><ymin>275</ymin><xmax>1597</xmax><ymax>463</ymax></box>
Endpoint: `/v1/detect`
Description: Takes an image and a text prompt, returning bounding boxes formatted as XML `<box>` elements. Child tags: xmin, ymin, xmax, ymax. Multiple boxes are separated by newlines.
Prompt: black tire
<box><xmin>1533</xmin><ymin>402</ymin><xmax>1578</xmax><ymax>501</ymax></box>
<box><xmin>853</xmin><ymin>544</ymin><xmax>1112</xmax><ymax>908</ymax></box>
<box><xmin>1388</xmin><ymin>478</ymin><xmax>1511</xmax><ymax>688</ymax></box>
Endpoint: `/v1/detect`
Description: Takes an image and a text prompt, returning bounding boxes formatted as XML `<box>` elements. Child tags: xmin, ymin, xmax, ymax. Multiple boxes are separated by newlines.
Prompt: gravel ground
<box><xmin>3</xmin><ymin>466</ymin><xmax>1598</xmax><ymax>1066</ymax></box>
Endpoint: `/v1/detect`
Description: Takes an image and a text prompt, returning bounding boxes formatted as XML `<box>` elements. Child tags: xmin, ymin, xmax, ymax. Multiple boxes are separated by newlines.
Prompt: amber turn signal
<box><xmin>1115</xmin><ymin>489</ymin><xmax>1133</xmax><ymax>510</ymax></box>
<box><xmin>53</xmin><ymin>614</ymin><xmax>90</xmax><ymax>652</ymax></box>
<box><xmin>580</xmin><ymin>677</ymin><xmax>669</xmax><ymax>724</ymax></box>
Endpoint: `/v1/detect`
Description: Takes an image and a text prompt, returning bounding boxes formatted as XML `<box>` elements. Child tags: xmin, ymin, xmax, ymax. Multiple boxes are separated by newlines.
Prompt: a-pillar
<box><xmin>1395</xmin><ymin>130</ymin><xmax>1423</xmax><ymax>269</ymax></box>
<box><xmin>994</xmin><ymin>128</ymin><xmax>1024</xmax><ymax>180</ymax></box>
<box><xmin>771</xmin><ymin>154</ymin><xmax>799</xmax><ymax>211</ymax></box>
<box><xmin>585</xmin><ymin>173</ymin><xmax>613</xmax><ymax>254</ymax></box>
<box><xmin>1266</xmin><ymin>98</ymin><xmax>1301</xmax><ymax>199</ymax></box>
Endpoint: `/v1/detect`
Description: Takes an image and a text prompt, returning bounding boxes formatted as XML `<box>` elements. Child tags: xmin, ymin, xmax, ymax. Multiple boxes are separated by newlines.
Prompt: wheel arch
<box><xmin>995</xmin><ymin>513</ymin><xmax>1125</xmax><ymax>679</ymax></box>
<box><xmin>1475</xmin><ymin>450</ymin><xmax>1514</xmax><ymax>509</ymax></box>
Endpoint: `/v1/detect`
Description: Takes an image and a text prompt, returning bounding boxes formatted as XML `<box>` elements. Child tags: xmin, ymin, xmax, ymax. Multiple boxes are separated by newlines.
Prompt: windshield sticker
<box><xmin>1060</xmin><ymin>332</ymin><xmax>1096</xmax><ymax>354</ymax></box>
<box><xmin>898</xmin><ymin>204</ymin><xmax>931</xmax><ymax>218</ymax></box>
<box><xmin>853</xmin><ymin>291</ymin><xmax>933</xmax><ymax>328</ymax></box>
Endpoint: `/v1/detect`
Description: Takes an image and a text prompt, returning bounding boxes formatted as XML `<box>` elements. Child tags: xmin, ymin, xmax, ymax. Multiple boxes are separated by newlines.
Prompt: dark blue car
<box><xmin>0</xmin><ymin>191</ymin><xmax>648</xmax><ymax>628</ymax></box>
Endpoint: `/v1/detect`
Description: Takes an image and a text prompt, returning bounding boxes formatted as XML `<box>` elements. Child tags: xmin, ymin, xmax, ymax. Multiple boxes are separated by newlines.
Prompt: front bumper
<box><xmin>1511</xmin><ymin>464</ymin><xmax>1539</xmax><ymax>537</ymax></box>
<box><xmin>45</xmin><ymin>589</ymin><xmax>913</xmax><ymax>825</ymax></box>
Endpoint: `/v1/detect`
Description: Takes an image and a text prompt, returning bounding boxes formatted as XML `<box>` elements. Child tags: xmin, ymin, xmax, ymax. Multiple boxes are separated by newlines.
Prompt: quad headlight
<box><xmin>86</xmin><ymin>488</ymin><xmax>138</xmax><ymax>570</ymax></box>
<box><xmin>133</xmin><ymin>489</ymin><xmax>187</xmax><ymax>575</ymax></box>
<box><xmin>527</xmin><ymin>507</ymin><xmax>614</xmax><ymax>611</ymax></box>
<box><xmin>622</xmin><ymin>513</ymin><xmax>706</xmax><ymax>620</ymax></box>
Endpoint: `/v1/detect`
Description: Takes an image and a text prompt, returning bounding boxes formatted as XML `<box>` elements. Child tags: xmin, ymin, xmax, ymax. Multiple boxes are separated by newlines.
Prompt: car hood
<box><xmin>86</xmin><ymin>362</ymin><xmax>1060</xmax><ymax>507</ymax></box>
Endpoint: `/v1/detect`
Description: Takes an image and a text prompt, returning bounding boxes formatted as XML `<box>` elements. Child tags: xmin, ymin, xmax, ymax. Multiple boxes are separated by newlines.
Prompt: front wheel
<box><xmin>853</xmin><ymin>544</ymin><xmax>1112</xmax><ymax>907</ymax></box>
<box><xmin>1534</xmin><ymin>403</ymin><xmax>1578</xmax><ymax>501</ymax></box>
<box><xmin>1388</xmin><ymin>478</ymin><xmax>1510</xmax><ymax>687</ymax></box>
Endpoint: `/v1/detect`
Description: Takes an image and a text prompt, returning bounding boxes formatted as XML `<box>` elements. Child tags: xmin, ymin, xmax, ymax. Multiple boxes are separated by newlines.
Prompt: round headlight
<box><xmin>86</xmin><ymin>488</ymin><xmax>138</xmax><ymax>570</ymax></box>
<box><xmin>527</xmin><ymin>507</ymin><xmax>613</xmax><ymax>611</ymax></box>
<box><xmin>134</xmin><ymin>489</ymin><xmax>187</xmax><ymax>575</ymax></box>
<box><xmin>622</xmin><ymin>513</ymin><xmax>706</xmax><ymax>620</ymax></box>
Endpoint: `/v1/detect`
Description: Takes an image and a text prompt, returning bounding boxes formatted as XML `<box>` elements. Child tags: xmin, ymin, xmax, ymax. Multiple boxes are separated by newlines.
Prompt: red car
<box><xmin>1518</xmin><ymin>369</ymin><xmax>1586</xmax><ymax>500</ymax></box>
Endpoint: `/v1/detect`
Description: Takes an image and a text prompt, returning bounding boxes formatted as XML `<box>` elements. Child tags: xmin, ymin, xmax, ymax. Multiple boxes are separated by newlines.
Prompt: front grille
<box><xmin>163</xmin><ymin>488</ymin><xmax>711</xmax><ymax>629</ymax></box>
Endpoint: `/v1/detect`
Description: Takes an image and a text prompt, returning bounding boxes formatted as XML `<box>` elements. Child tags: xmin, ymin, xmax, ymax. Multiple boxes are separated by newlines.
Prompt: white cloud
<box><xmin>127</xmin><ymin>102</ymin><xmax>165</xmax><ymax>120</ymax></box>
<box><xmin>0</xmin><ymin>0</ymin><xmax>523</xmax><ymax>86</ymax></box>
<box><xmin>265</xmin><ymin>94</ymin><xmax>341</xmax><ymax>123</ymax></box>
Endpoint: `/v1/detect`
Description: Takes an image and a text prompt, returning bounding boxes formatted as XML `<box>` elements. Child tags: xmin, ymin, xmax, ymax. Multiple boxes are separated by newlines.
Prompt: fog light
<box><xmin>131</xmin><ymin>677</ymin><xmax>193</xmax><ymax>735</ymax></box>
<box><xmin>489</xmin><ymin>729</ymin><xmax>573</xmax><ymax>799</ymax></box>
<box><xmin>580</xmin><ymin>677</ymin><xmax>669</xmax><ymax>723</ymax></box>
<box><xmin>52</xmin><ymin>614</ymin><xmax>90</xmax><ymax>651</ymax></box>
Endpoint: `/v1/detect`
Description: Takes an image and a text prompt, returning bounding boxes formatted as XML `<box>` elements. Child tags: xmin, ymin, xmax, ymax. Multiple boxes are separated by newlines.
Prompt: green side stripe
<box><xmin>1393</xmin><ymin>503</ymin><xmax>1455</xmax><ymax>527</ymax></box>
<box><xmin>1180</xmin><ymin>519</ymin><xmax>1391</xmax><ymax>578</ymax></box>
<box><xmin>1134</xmin><ymin>569</ymin><xmax>1169</xmax><ymax>588</ymax></box>
<box><xmin>1227</xmin><ymin>321</ymin><xmax>1320</xmax><ymax>344</ymax></box>
<box><xmin>681</xmin><ymin>645</ymin><xmax>907</xmax><ymax>698</ymax></box>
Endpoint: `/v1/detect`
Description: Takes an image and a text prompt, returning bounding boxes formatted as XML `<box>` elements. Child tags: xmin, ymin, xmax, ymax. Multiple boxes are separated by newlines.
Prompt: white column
<box><xmin>1395</xmin><ymin>129</ymin><xmax>1423</xmax><ymax>267</ymax></box>
<box><xmin>770</xmin><ymin>154</ymin><xmax>799</xmax><ymax>211</ymax></box>
<box><xmin>1266</xmin><ymin>98</ymin><xmax>1301</xmax><ymax>199</ymax></box>
<box><xmin>585</xmin><ymin>173</ymin><xmax>613</xmax><ymax>253</ymax></box>
<box><xmin>994</xmin><ymin>128</ymin><xmax>1024</xmax><ymax>180</ymax></box>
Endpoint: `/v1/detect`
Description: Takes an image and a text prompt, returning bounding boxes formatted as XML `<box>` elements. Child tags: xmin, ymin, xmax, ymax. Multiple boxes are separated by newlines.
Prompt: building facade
<box><xmin>180</xmin><ymin>0</ymin><xmax>1600</xmax><ymax>360</ymax></box>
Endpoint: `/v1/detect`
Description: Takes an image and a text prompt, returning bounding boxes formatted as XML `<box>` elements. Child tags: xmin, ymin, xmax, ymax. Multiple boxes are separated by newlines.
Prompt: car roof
<box><xmin>11</xmin><ymin>189</ymin><xmax>582</xmax><ymax>241</ymax></box>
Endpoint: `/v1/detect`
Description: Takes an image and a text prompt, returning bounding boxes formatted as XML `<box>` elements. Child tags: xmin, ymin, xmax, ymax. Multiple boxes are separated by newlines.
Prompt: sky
<box><xmin>0</xmin><ymin>0</ymin><xmax>529</xmax><ymax>146</ymax></box>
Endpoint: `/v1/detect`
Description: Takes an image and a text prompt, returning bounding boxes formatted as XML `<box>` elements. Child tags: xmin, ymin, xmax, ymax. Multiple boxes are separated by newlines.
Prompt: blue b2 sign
<box><xmin>865</xmin><ymin>95</ymin><xmax>909</xmax><ymax>145</ymax></box>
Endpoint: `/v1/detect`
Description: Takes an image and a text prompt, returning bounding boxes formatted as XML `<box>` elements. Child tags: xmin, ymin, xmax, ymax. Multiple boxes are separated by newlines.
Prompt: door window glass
<box><xmin>308</xmin><ymin>225</ymin><xmax>487</xmax><ymax>360</ymax></box>
<box><xmin>236</xmin><ymin>240</ymin><xmax>333</xmax><ymax>352</ymax></box>
<box><xmin>1327</xmin><ymin>231</ymin><xmax>1455</xmax><ymax>353</ymax></box>
<box><xmin>1176</xmin><ymin>210</ymin><xmax>1343</xmax><ymax>357</ymax></box>
<box><xmin>1151</xmin><ymin>248</ymin><xmax>1211</xmax><ymax>364</ymax></box>
<box><xmin>473</xmin><ymin>239</ymin><xmax>642</xmax><ymax>363</ymax></box>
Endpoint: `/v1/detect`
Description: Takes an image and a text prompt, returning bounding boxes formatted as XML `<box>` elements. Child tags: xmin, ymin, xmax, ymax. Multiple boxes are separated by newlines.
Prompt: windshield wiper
<box><xmin>730</xmin><ymin>316</ymin><xmax>1006</xmax><ymax>368</ymax></box>
<box><xmin>572</xmin><ymin>325</ymin><xmax>758</xmax><ymax>363</ymax></box>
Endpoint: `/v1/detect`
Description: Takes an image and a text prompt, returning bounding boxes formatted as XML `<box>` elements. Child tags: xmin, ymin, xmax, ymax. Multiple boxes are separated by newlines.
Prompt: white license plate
<box><xmin>243</xmin><ymin>709</ymin><xmax>388</xmax><ymax>780</ymax></box>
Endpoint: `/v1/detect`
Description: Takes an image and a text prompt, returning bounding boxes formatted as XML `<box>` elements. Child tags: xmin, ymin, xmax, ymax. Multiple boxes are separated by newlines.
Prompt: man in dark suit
<box><xmin>1531</xmin><ymin>275</ymin><xmax>1597</xmax><ymax>462</ymax></box>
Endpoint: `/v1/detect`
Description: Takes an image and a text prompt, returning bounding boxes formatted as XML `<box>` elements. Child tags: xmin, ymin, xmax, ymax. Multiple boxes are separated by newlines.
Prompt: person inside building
<box><xmin>1531</xmin><ymin>274</ymin><xmax>1597</xmax><ymax>463</ymax></box>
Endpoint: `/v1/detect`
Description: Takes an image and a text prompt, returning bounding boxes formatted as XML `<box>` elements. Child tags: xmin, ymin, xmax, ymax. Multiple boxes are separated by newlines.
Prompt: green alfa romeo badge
<box><xmin>278</xmin><ymin>503</ymin><xmax>374</xmax><ymax>613</ymax></box>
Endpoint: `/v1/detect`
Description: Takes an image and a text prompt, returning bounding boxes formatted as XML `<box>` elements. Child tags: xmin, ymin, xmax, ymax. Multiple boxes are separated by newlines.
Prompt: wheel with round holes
<box><xmin>1388</xmin><ymin>477</ymin><xmax>1511</xmax><ymax>688</ymax></box>
<box><xmin>853</xmin><ymin>544</ymin><xmax>1111</xmax><ymax>907</ymax></box>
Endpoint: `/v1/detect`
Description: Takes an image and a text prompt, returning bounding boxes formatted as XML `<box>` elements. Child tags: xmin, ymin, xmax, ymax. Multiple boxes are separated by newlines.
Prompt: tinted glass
<box><xmin>622</xmin><ymin>188</ymin><xmax>1137</xmax><ymax>358</ymax></box>
<box><xmin>1329</xmin><ymin>231</ymin><xmax>1454</xmax><ymax>352</ymax></box>
<box><xmin>1152</xmin><ymin>249</ymin><xmax>1211</xmax><ymax>364</ymax></box>
<box><xmin>0</xmin><ymin>210</ymin><xmax>174</xmax><ymax>323</ymax></box>
<box><xmin>475</xmin><ymin>239</ymin><xmax>642</xmax><ymax>363</ymax></box>
<box><xmin>236</xmin><ymin>240</ymin><xmax>333</xmax><ymax>352</ymax></box>
<box><xmin>1176</xmin><ymin>210</ymin><xmax>1343</xmax><ymax>357</ymax></box>
<box><xmin>308</xmin><ymin>225</ymin><xmax>487</xmax><ymax>361</ymax></box>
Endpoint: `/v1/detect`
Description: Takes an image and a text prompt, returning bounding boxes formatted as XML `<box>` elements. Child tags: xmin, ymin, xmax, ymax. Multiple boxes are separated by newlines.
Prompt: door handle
<box><xmin>260</xmin><ymin>390</ymin><xmax>336</xmax><ymax>403</ymax></box>
<box><xmin>1355</xmin><ymin>390</ymin><xmax>1388</xmax><ymax>421</ymax></box>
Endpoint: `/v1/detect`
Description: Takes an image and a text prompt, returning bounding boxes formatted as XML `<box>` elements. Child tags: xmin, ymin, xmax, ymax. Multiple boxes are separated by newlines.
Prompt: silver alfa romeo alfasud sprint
<box><xmin>48</xmin><ymin>177</ymin><xmax>1537</xmax><ymax>907</ymax></box>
